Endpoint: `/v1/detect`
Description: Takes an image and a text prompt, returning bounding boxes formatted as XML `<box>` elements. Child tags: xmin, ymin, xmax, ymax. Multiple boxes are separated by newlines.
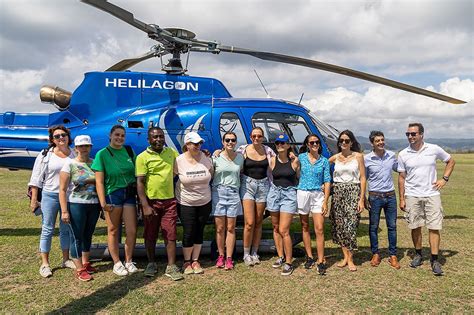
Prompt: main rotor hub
<box><xmin>163</xmin><ymin>28</ymin><xmax>196</xmax><ymax>40</ymax></box>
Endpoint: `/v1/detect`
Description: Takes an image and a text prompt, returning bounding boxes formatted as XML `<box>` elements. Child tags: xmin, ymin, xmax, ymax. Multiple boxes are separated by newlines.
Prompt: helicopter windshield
<box><xmin>308</xmin><ymin>112</ymin><xmax>339</xmax><ymax>154</ymax></box>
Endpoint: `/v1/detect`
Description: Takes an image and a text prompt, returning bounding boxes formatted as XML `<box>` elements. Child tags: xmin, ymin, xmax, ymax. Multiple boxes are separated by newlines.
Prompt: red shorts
<box><xmin>143</xmin><ymin>198</ymin><xmax>178</xmax><ymax>242</ymax></box>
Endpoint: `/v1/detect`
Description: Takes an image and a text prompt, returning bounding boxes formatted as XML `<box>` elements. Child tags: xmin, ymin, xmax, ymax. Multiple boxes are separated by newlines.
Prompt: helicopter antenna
<box><xmin>185</xmin><ymin>50</ymin><xmax>191</xmax><ymax>73</ymax></box>
<box><xmin>298</xmin><ymin>93</ymin><xmax>304</xmax><ymax>106</ymax></box>
<box><xmin>253</xmin><ymin>69</ymin><xmax>271</xmax><ymax>98</ymax></box>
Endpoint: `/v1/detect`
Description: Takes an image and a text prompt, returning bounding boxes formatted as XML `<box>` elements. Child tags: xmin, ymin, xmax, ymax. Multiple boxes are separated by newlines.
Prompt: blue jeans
<box><xmin>68</xmin><ymin>203</ymin><xmax>100</xmax><ymax>259</ymax></box>
<box><xmin>369</xmin><ymin>194</ymin><xmax>397</xmax><ymax>256</ymax></box>
<box><xmin>39</xmin><ymin>191</ymin><xmax>71</xmax><ymax>253</ymax></box>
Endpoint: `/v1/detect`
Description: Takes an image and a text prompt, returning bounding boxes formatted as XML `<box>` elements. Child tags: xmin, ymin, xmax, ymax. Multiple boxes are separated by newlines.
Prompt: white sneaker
<box><xmin>39</xmin><ymin>265</ymin><xmax>52</xmax><ymax>278</ymax></box>
<box><xmin>61</xmin><ymin>259</ymin><xmax>76</xmax><ymax>269</ymax></box>
<box><xmin>125</xmin><ymin>261</ymin><xmax>138</xmax><ymax>274</ymax></box>
<box><xmin>244</xmin><ymin>255</ymin><xmax>254</xmax><ymax>266</ymax></box>
<box><xmin>113</xmin><ymin>261</ymin><xmax>129</xmax><ymax>276</ymax></box>
<box><xmin>251</xmin><ymin>254</ymin><xmax>261</xmax><ymax>265</ymax></box>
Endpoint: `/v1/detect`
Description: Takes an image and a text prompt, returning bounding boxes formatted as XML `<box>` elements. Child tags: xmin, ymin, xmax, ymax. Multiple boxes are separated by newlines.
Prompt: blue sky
<box><xmin>1</xmin><ymin>0</ymin><xmax>473</xmax><ymax>138</ymax></box>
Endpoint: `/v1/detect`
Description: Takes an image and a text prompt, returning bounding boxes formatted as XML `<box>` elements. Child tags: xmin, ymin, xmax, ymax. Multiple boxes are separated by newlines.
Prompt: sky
<box><xmin>0</xmin><ymin>0</ymin><xmax>473</xmax><ymax>139</ymax></box>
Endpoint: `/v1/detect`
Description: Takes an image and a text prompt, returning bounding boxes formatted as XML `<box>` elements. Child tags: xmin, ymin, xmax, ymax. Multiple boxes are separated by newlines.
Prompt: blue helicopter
<box><xmin>0</xmin><ymin>0</ymin><xmax>465</xmax><ymax>171</ymax></box>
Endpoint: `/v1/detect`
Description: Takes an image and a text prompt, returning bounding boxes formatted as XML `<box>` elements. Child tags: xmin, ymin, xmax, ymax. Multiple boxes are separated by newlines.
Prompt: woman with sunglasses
<box><xmin>297</xmin><ymin>134</ymin><xmax>331</xmax><ymax>275</ymax></box>
<box><xmin>236</xmin><ymin>126</ymin><xmax>275</xmax><ymax>266</ymax></box>
<box><xmin>28</xmin><ymin>125</ymin><xmax>75</xmax><ymax>278</ymax></box>
<box><xmin>92</xmin><ymin>125</ymin><xmax>138</xmax><ymax>276</ymax></box>
<box><xmin>329</xmin><ymin>130</ymin><xmax>366</xmax><ymax>271</ymax></box>
<box><xmin>267</xmin><ymin>134</ymin><xmax>299</xmax><ymax>276</ymax></box>
<box><xmin>211</xmin><ymin>132</ymin><xmax>244</xmax><ymax>270</ymax></box>
<box><xmin>175</xmin><ymin>131</ymin><xmax>213</xmax><ymax>274</ymax></box>
<box><xmin>59</xmin><ymin>135</ymin><xmax>99</xmax><ymax>281</ymax></box>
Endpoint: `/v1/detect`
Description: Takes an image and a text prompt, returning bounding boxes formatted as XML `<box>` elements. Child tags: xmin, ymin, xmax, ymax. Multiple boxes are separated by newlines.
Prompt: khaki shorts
<box><xmin>404</xmin><ymin>195</ymin><xmax>444</xmax><ymax>230</ymax></box>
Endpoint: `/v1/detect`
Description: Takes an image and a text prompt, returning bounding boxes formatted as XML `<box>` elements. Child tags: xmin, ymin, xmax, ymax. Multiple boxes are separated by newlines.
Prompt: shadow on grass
<box><xmin>47</xmin><ymin>265</ymin><xmax>155</xmax><ymax>314</ymax></box>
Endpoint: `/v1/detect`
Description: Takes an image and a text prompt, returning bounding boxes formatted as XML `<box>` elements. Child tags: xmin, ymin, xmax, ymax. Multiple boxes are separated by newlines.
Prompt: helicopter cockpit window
<box><xmin>219</xmin><ymin>112</ymin><xmax>247</xmax><ymax>148</ymax></box>
<box><xmin>252</xmin><ymin>112</ymin><xmax>310</xmax><ymax>152</ymax></box>
<box><xmin>308</xmin><ymin>112</ymin><xmax>339</xmax><ymax>154</ymax></box>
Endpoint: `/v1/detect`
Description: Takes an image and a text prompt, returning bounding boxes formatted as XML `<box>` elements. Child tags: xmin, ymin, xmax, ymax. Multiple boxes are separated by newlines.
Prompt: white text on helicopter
<box><xmin>105</xmin><ymin>79</ymin><xmax>198</xmax><ymax>91</ymax></box>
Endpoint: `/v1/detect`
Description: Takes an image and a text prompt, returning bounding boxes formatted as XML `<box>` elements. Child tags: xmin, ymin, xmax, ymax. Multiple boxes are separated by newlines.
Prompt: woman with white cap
<box><xmin>175</xmin><ymin>131</ymin><xmax>213</xmax><ymax>274</ymax></box>
<box><xmin>59</xmin><ymin>135</ymin><xmax>100</xmax><ymax>281</ymax></box>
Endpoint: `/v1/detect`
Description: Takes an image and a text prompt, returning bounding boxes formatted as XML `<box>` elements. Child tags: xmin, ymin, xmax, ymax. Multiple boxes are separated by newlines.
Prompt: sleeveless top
<box><xmin>243</xmin><ymin>157</ymin><xmax>269</xmax><ymax>180</ymax></box>
<box><xmin>272</xmin><ymin>158</ymin><xmax>297</xmax><ymax>188</ymax></box>
<box><xmin>333</xmin><ymin>158</ymin><xmax>360</xmax><ymax>183</ymax></box>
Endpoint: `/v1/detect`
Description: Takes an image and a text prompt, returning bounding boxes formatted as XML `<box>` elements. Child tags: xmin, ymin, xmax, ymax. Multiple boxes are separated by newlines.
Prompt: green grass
<box><xmin>1</xmin><ymin>154</ymin><xmax>473</xmax><ymax>313</ymax></box>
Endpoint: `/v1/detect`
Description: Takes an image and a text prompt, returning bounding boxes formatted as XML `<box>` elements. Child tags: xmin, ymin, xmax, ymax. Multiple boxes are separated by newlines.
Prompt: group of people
<box><xmin>28</xmin><ymin>122</ymin><xmax>455</xmax><ymax>281</ymax></box>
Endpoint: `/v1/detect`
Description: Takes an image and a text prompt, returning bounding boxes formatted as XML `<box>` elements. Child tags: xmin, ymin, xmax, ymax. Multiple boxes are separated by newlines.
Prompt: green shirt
<box><xmin>91</xmin><ymin>146</ymin><xmax>136</xmax><ymax>195</ymax></box>
<box><xmin>135</xmin><ymin>147</ymin><xmax>178</xmax><ymax>200</ymax></box>
<box><xmin>212</xmin><ymin>153</ymin><xmax>244</xmax><ymax>189</ymax></box>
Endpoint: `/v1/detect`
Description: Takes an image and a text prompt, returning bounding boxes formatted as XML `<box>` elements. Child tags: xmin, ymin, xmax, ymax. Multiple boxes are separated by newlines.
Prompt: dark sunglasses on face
<box><xmin>53</xmin><ymin>133</ymin><xmax>68</xmax><ymax>140</ymax></box>
<box><xmin>405</xmin><ymin>132</ymin><xmax>419</xmax><ymax>137</ymax></box>
<box><xmin>190</xmin><ymin>141</ymin><xmax>203</xmax><ymax>146</ymax></box>
<box><xmin>252</xmin><ymin>134</ymin><xmax>263</xmax><ymax>139</ymax></box>
<box><xmin>275</xmin><ymin>141</ymin><xmax>287</xmax><ymax>146</ymax></box>
<box><xmin>339</xmin><ymin>139</ymin><xmax>351</xmax><ymax>144</ymax></box>
<box><xmin>309</xmin><ymin>140</ymin><xmax>320</xmax><ymax>146</ymax></box>
<box><xmin>224</xmin><ymin>138</ymin><xmax>237</xmax><ymax>143</ymax></box>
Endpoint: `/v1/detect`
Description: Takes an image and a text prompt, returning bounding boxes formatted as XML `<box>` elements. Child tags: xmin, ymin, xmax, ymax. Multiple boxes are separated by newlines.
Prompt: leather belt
<box><xmin>369</xmin><ymin>190</ymin><xmax>395</xmax><ymax>197</ymax></box>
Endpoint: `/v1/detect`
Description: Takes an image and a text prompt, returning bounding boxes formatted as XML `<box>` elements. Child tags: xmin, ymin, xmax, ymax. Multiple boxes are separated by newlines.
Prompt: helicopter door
<box><xmin>211</xmin><ymin>109</ymin><xmax>248</xmax><ymax>150</ymax></box>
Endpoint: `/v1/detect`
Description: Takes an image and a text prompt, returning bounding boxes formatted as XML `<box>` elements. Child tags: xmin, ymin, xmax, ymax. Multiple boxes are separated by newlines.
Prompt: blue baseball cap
<box><xmin>275</xmin><ymin>133</ymin><xmax>289</xmax><ymax>142</ymax></box>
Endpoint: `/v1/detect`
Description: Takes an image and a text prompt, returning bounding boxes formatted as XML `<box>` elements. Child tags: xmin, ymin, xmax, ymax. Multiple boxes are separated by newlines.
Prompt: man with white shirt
<box><xmin>398</xmin><ymin>123</ymin><xmax>455</xmax><ymax>276</ymax></box>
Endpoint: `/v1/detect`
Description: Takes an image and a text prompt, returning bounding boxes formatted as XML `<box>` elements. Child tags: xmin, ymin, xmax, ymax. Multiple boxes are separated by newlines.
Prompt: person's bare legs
<box><xmin>428</xmin><ymin>229</ymin><xmax>440</xmax><ymax>255</ymax></box>
<box><xmin>226</xmin><ymin>217</ymin><xmax>237</xmax><ymax>258</ymax></box>
<box><xmin>279</xmin><ymin>212</ymin><xmax>293</xmax><ymax>264</ymax></box>
<box><xmin>338</xmin><ymin>247</ymin><xmax>349</xmax><ymax>268</ymax></box>
<box><xmin>122</xmin><ymin>205</ymin><xmax>137</xmax><ymax>263</ymax></box>
<box><xmin>215</xmin><ymin>216</ymin><xmax>226</xmax><ymax>256</ymax></box>
<box><xmin>299</xmin><ymin>214</ymin><xmax>313</xmax><ymax>258</ymax></box>
<box><xmin>312</xmin><ymin>213</ymin><xmax>325</xmax><ymax>264</ymax></box>
<box><xmin>270</xmin><ymin>212</ymin><xmax>283</xmax><ymax>258</ymax></box>
<box><xmin>105</xmin><ymin>206</ymin><xmax>123</xmax><ymax>264</ymax></box>
<box><xmin>251</xmin><ymin>202</ymin><xmax>266</xmax><ymax>254</ymax></box>
<box><xmin>412</xmin><ymin>227</ymin><xmax>423</xmax><ymax>251</ymax></box>
<box><xmin>243</xmin><ymin>200</ymin><xmax>256</xmax><ymax>250</ymax></box>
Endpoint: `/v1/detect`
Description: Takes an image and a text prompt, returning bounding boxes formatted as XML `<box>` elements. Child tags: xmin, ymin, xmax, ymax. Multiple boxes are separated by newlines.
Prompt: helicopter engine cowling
<box><xmin>39</xmin><ymin>85</ymin><xmax>71</xmax><ymax>111</ymax></box>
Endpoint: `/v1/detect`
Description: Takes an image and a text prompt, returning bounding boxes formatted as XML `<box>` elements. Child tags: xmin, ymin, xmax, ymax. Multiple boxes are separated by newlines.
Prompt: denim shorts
<box><xmin>106</xmin><ymin>187</ymin><xmax>136</xmax><ymax>207</ymax></box>
<box><xmin>266</xmin><ymin>184</ymin><xmax>297</xmax><ymax>214</ymax></box>
<box><xmin>212</xmin><ymin>185</ymin><xmax>242</xmax><ymax>218</ymax></box>
<box><xmin>240</xmin><ymin>175</ymin><xmax>270</xmax><ymax>203</ymax></box>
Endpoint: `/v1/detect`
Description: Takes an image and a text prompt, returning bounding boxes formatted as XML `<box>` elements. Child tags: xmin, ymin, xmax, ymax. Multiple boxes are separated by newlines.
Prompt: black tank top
<box><xmin>243</xmin><ymin>157</ymin><xmax>268</xmax><ymax>180</ymax></box>
<box><xmin>272</xmin><ymin>158</ymin><xmax>297</xmax><ymax>188</ymax></box>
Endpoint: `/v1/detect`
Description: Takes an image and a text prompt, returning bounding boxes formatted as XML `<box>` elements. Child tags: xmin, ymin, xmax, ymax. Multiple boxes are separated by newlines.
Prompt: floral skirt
<box><xmin>330</xmin><ymin>182</ymin><xmax>361</xmax><ymax>251</ymax></box>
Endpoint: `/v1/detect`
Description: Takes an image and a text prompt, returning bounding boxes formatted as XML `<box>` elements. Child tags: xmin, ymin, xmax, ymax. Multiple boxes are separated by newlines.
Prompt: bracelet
<box><xmin>442</xmin><ymin>175</ymin><xmax>449</xmax><ymax>182</ymax></box>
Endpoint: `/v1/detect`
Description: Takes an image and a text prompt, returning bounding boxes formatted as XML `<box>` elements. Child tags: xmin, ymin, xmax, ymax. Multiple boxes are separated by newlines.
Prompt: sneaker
<box><xmin>83</xmin><ymin>262</ymin><xmax>97</xmax><ymax>274</ymax></box>
<box><xmin>165</xmin><ymin>264</ymin><xmax>184</xmax><ymax>281</ymax></box>
<box><xmin>113</xmin><ymin>261</ymin><xmax>128</xmax><ymax>276</ymax></box>
<box><xmin>304</xmin><ymin>256</ymin><xmax>315</xmax><ymax>269</ymax></box>
<box><xmin>144</xmin><ymin>262</ymin><xmax>157</xmax><ymax>277</ymax></box>
<box><xmin>410</xmin><ymin>254</ymin><xmax>423</xmax><ymax>268</ymax></box>
<box><xmin>316</xmin><ymin>262</ymin><xmax>327</xmax><ymax>275</ymax></box>
<box><xmin>272</xmin><ymin>256</ymin><xmax>285</xmax><ymax>269</ymax></box>
<box><xmin>182</xmin><ymin>261</ymin><xmax>194</xmax><ymax>275</ymax></box>
<box><xmin>39</xmin><ymin>265</ymin><xmax>52</xmax><ymax>278</ymax></box>
<box><xmin>61</xmin><ymin>259</ymin><xmax>76</xmax><ymax>269</ymax></box>
<box><xmin>216</xmin><ymin>255</ymin><xmax>225</xmax><ymax>268</ymax></box>
<box><xmin>251</xmin><ymin>254</ymin><xmax>261</xmax><ymax>265</ymax></box>
<box><xmin>76</xmin><ymin>268</ymin><xmax>92</xmax><ymax>282</ymax></box>
<box><xmin>125</xmin><ymin>262</ymin><xmax>138</xmax><ymax>274</ymax></box>
<box><xmin>243</xmin><ymin>255</ymin><xmax>254</xmax><ymax>267</ymax></box>
<box><xmin>224</xmin><ymin>257</ymin><xmax>234</xmax><ymax>270</ymax></box>
<box><xmin>431</xmin><ymin>260</ymin><xmax>444</xmax><ymax>276</ymax></box>
<box><xmin>281</xmin><ymin>263</ymin><xmax>295</xmax><ymax>276</ymax></box>
<box><xmin>192</xmin><ymin>260</ymin><xmax>204</xmax><ymax>274</ymax></box>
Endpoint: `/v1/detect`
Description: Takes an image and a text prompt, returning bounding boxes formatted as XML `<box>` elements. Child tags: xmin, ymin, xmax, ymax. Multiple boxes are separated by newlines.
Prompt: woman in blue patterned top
<box><xmin>297</xmin><ymin>134</ymin><xmax>331</xmax><ymax>275</ymax></box>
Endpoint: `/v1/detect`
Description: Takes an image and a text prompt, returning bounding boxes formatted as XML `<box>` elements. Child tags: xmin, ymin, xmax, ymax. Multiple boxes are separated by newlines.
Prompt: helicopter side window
<box><xmin>308</xmin><ymin>112</ymin><xmax>339</xmax><ymax>154</ymax></box>
<box><xmin>252</xmin><ymin>112</ymin><xmax>310</xmax><ymax>152</ymax></box>
<box><xmin>219</xmin><ymin>112</ymin><xmax>247</xmax><ymax>148</ymax></box>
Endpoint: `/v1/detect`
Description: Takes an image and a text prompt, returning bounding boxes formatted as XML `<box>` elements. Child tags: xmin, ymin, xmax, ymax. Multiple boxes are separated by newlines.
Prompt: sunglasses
<box><xmin>76</xmin><ymin>145</ymin><xmax>91</xmax><ymax>148</ymax></box>
<box><xmin>309</xmin><ymin>140</ymin><xmax>320</xmax><ymax>146</ymax></box>
<box><xmin>251</xmin><ymin>134</ymin><xmax>263</xmax><ymax>139</ymax></box>
<box><xmin>339</xmin><ymin>139</ymin><xmax>351</xmax><ymax>144</ymax></box>
<box><xmin>275</xmin><ymin>141</ymin><xmax>287</xmax><ymax>146</ymax></box>
<box><xmin>53</xmin><ymin>133</ymin><xmax>68</xmax><ymax>140</ymax></box>
<box><xmin>190</xmin><ymin>141</ymin><xmax>203</xmax><ymax>146</ymax></box>
<box><xmin>224</xmin><ymin>138</ymin><xmax>237</xmax><ymax>143</ymax></box>
<box><xmin>405</xmin><ymin>132</ymin><xmax>419</xmax><ymax>137</ymax></box>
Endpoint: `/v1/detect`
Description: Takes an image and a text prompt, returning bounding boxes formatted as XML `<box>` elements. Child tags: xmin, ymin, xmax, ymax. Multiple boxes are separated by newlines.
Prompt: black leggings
<box><xmin>178</xmin><ymin>202</ymin><xmax>212</xmax><ymax>248</ymax></box>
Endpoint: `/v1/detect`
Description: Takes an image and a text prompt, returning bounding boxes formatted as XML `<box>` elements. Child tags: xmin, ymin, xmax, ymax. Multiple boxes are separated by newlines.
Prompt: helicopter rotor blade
<box><xmin>106</xmin><ymin>48</ymin><xmax>168</xmax><ymax>71</ymax></box>
<box><xmin>216</xmin><ymin>46</ymin><xmax>466</xmax><ymax>104</ymax></box>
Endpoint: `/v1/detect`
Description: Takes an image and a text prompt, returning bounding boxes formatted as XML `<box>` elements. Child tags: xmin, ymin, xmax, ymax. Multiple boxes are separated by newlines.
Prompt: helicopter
<box><xmin>0</xmin><ymin>0</ymin><xmax>466</xmax><ymax>171</ymax></box>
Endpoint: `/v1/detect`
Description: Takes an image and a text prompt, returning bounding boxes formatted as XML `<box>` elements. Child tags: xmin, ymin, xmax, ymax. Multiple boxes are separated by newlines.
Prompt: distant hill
<box><xmin>358</xmin><ymin>137</ymin><xmax>474</xmax><ymax>153</ymax></box>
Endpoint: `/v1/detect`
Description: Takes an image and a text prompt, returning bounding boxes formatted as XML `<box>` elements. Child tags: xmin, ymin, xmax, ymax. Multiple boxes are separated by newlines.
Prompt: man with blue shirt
<box><xmin>364</xmin><ymin>131</ymin><xmax>400</xmax><ymax>269</ymax></box>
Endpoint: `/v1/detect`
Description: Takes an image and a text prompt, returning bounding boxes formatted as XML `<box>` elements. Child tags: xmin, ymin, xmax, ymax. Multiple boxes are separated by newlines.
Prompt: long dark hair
<box><xmin>48</xmin><ymin>125</ymin><xmax>72</xmax><ymax>147</ymax></box>
<box><xmin>338</xmin><ymin>129</ymin><xmax>361</xmax><ymax>153</ymax></box>
<box><xmin>299</xmin><ymin>134</ymin><xmax>322</xmax><ymax>154</ymax></box>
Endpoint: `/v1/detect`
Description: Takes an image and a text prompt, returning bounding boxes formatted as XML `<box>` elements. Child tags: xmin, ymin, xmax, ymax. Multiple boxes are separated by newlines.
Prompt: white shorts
<box><xmin>297</xmin><ymin>190</ymin><xmax>324</xmax><ymax>215</ymax></box>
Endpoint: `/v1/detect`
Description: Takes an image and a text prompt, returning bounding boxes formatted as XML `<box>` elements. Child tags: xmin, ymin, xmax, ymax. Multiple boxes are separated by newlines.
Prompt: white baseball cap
<box><xmin>74</xmin><ymin>135</ymin><xmax>93</xmax><ymax>146</ymax></box>
<box><xmin>184</xmin><ymin>131</ymin><xmax>205</xmax><ymax>144</ymax></box>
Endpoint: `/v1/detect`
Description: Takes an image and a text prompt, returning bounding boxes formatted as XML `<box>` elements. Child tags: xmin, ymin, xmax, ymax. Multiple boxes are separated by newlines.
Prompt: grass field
<box><xmin>0</xmin><ymin>154</ymin><xmax>473</xmax><ymax>313</ymax></box>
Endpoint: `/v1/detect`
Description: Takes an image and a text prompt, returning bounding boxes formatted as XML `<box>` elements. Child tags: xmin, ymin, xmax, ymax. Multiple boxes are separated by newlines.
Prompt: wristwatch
<box><xmin>442</xmin><ymin>175</ymin><xmax>449</xmax><ymax>182</ymax></box>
